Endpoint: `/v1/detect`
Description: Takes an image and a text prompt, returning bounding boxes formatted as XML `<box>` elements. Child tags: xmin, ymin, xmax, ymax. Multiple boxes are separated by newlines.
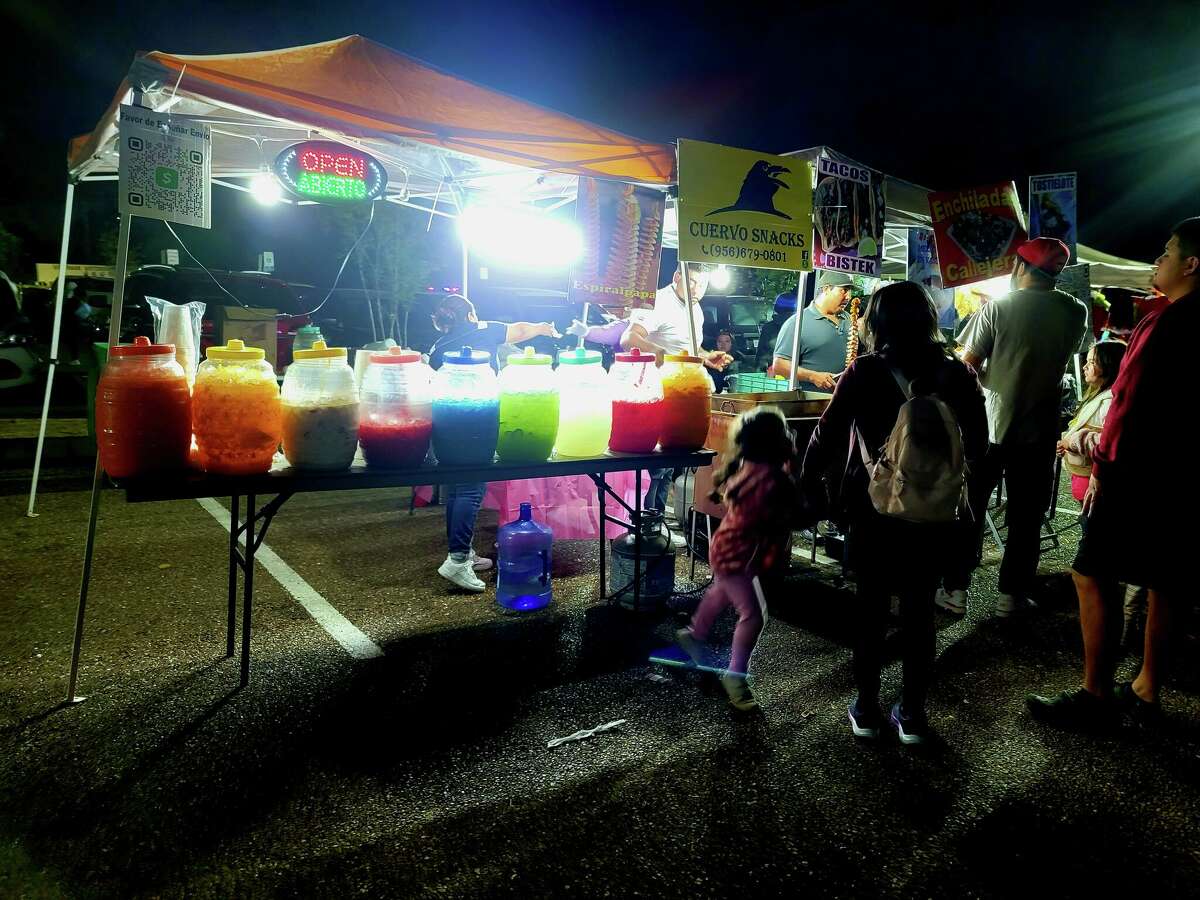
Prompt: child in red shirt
<box><xmin>676</xmin><ymin>407</ymin><xmax>796</xmax><ymax>711</ymax></box>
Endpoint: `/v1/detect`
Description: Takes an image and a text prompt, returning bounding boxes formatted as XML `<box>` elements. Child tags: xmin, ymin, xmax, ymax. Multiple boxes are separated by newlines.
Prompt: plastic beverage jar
<box><xmin>658</xmin><ymin>353</ymin><xmax>712</xmax><ymax>451</ymax></box>
<box><xmin>95</xmin><ymin>336</ymin><xmax>192</xmax><ymax>479</ymax></box>
<box><xmin>554</xmin><ymin>347</ymin><xmax>612</xmax><ymax>458</ymax></box>
<box><xmin>192</xmin><ymin>339</ymin><xmax>283</xmax><ymax>475</ymax></box>
<box><xmin>358</xmin><ymin>347</ymin><xmax>434</xmax><ymax>469</ymax></box>
<box><xmin>279</xmin><ymin>340</ymin><xmax>359</xmax><ymax>471</ymax></box>
<box><xmin>293</xmin><ymin>324</ymin><xmax>323</xmax><ymax>356</ymax></box>
<box><xmin>608</xmin><ymin>348</ymin><xmax>663</xmax><ymax>453</ymax></box>
<box><xmin>431</xmin><ymin>346</ymin><xmax>500</xmax><ymax>466</ymax></box>
<box><xmin>497</xmin><ymin>347</ymin><xmax>559</xmax><ymax>463</ymax></box>
<box><xmin>496</xmin><ymin>502</ymin><xmax>553</xmax><ymax>612</ymax></box>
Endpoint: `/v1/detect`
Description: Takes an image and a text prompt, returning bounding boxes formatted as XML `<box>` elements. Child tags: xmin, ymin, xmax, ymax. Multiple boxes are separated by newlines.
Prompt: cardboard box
<box><xmin>215</xmin><ymin>307</ymin><xmax>277</xmax><ymax>369</ymax></box>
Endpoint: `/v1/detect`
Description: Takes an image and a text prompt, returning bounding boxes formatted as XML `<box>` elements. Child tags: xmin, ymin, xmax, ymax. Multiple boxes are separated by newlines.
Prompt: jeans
<box><xmin>945</xmin><ymin>441</ymin><xmax>1057</xmax><ymax>597</ymax></box>
<box><xmin>446</xmin><ymin>482</ymin><xmax>486</xmax><ymax>559</ymax></box>
<box><xmin>850</xmin><ymin>512</ymin><xmax>942</xmax><ymax>713</ymax></box>
<box><xmin>646</xmin><ymin>467</ymin><xmax>676</xmax><ymax>515</ymax></box>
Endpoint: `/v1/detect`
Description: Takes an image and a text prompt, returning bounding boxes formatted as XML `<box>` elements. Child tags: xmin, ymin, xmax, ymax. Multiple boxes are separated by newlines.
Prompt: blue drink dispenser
<box><xmin>497</xmin><ymin>502</ymin><xmax>553</xmax><ymax>611</ymax></box>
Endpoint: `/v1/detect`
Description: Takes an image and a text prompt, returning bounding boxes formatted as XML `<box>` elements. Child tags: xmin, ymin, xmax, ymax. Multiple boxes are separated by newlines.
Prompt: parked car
<box><xmin>700</xmin><ymin>294</ymin><xmax>771</xmax><ymax>357</ymax></box>
<box><xmin>123</xmin><ymin>266</ymin><xmax>317</xmax><ymax>368</ymax></box>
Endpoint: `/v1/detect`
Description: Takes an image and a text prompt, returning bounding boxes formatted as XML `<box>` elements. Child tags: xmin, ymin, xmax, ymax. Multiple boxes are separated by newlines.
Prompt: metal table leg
<box><xmin>225</xmin><ymin>491</ymin><xmax>291</xmax><ymax>688</ymax></box>
<box><xmin>633</xmin><ymin>469</ymin><xmax>642</xmax><ymax>612</ymax></box>
<box><xmin>227</xmin><ymin>494</ymin><xmax>239</xmax><ymax>658</ymax></box>
<box><xmin>241</xmin><ymin>493</ymin><xmax>255</xmax><ymax>687</ymax></box>
<box><xmin>598</xmin><ymin>472</ymin><xmax>606</xmax><ymax>600</ymax></box>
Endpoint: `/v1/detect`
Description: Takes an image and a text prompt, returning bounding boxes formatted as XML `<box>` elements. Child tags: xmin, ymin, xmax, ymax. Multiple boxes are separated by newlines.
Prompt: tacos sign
<box><xmin>812</xmin><ymin>155</ymin><xmax>886</xmax><ymax>277</ymax></box>
<box><xmin>928</xmin><ymin>182</ymin><xmax>1027</xmax><ymax>288</ymax></box>
<box><xmin>677</xmin><ymin>139</ymin><xmax>813</xmax><ymax>272</ymax></box>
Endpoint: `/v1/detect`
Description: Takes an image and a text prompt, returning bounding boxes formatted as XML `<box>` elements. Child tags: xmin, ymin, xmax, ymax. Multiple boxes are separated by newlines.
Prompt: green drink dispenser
<box><xmin>496</xmin><ymin>347</ymin><xmax>559</xmax><ymax>463</ymax></box>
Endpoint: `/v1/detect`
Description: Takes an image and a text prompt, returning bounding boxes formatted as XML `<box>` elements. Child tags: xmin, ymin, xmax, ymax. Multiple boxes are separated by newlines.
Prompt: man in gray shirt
<box><xmin>771</xmin><ymin>271</ymin><xmax>854</xmax><ymax>391</ymax></box>
<box><xmin>940</xmin><ymin>238</ymin><xmax>1087</xmax><ymax>618</ymax></box>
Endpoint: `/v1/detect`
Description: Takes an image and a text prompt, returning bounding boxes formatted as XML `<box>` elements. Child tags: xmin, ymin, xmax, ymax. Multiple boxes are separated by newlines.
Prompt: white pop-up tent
<box><xmin>1077</xmin><ymin>244</ymin><xmax>1154</xmax><ymax>291</ymax></box>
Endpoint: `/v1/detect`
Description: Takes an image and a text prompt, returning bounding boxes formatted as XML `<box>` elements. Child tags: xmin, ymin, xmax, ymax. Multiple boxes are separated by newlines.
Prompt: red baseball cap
<box><xmin>1016</xmin><ymin>237</ymin><xmax>1070</xmax><ymax>277</ymax></box>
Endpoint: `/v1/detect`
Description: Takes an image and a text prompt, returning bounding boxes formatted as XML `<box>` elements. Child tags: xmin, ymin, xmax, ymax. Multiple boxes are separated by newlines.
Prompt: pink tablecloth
<box><xmin>413</xmin><ymin>471</ymin><xmax>650</xmax><ymax>539</ymax></box>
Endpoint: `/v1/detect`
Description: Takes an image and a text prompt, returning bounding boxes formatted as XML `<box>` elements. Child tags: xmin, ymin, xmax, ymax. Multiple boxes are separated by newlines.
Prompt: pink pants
<box><xmin>689</xmin><ymin>574</ymin><xmax>768</xmax><ymax>675</ymax></box>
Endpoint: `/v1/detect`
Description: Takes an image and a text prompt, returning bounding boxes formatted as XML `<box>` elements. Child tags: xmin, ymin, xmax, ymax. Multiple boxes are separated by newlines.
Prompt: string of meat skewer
<box><xmin>845</xmin><ymin>296</ymin><xmax>861</xmax><ymax>366</ymax></box>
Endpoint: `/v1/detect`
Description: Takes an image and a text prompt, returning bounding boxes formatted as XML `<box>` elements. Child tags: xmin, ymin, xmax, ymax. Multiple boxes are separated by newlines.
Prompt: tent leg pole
<box><xmin>27</xmin><ymin>181</ymin><xmax>76</xmax><ymax>518</ymax></box>
<box><xmin>461</xmin><ymin>239</ymin><xmax>469</xmax><ymax>300</ymax></box>
<box><xmin>64</xmin><ymin>212</ymin><xmax>132</xmax><ymax>706</ymax></box>
<box><xmin>787</xmin><ymin>271</ymin><xmax>807</xmax><ymax>391</ymax></box>
<box><xmin>65</xmin><ymin>457</ymin><xmax>104</xmax><ymax>704</ymax></box>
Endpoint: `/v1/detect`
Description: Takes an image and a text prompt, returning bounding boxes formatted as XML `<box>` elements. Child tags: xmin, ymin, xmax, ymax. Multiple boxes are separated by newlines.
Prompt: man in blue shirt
<box><xmin>770</xmin><ymin>271</ymin><xmax>854</xmax><ymax>391</ymax></box>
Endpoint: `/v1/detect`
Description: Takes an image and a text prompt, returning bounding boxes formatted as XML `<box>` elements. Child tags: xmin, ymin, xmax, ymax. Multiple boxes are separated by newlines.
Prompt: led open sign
<box><xmin>274</xmin><ymin>141</ymin><xmax>387</xmax><ymax>203</ymax></box>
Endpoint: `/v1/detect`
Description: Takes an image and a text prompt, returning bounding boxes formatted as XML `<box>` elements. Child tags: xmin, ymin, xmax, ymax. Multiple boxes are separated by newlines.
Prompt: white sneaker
<box><xmin>935</xmin><ymin>588</ymin><xmax>968</xmax><ymax>615</ymax></box>
<box><xmin>438</xmin><ymin>556</ymin><xmax>486</xmax><ymax>592</ymax></box>
<box><xmin>468</xmin><ymin>549</ymin><xmax>493</xmax><ymax>573</ymax></box>
<box><xmin>995</xmin><ymin>593</ymin><xmax>1018</xmax><ymax>618</ymax></box>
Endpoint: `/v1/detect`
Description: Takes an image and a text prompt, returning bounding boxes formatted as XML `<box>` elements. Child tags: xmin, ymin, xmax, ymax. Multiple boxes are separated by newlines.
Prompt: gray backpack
<box><xmin>857</xmin><ymin>367</ymin><xmax>967</xmax><ymax>524</ymax></box>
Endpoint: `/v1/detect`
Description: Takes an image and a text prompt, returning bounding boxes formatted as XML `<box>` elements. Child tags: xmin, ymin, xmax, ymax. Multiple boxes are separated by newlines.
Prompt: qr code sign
<box><xmin>118</xmin><ymin>105</ymin><xmax>212</xmax><ymax>229</ymax></box>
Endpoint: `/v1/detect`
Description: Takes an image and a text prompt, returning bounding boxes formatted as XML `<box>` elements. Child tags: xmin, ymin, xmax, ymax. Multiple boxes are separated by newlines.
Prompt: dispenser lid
<box><xmin>369</xmin><ymin>346</ymin><xmax>421</xmax><ymax>364</ymax></box>
<box><xmin>293</xmin><ymin>339</ymin><xmax>346</xmax><ymax>360</ymax></box>
<box><xmin>557</xmin><ymin>347</ymin><xmax>602</xmax><ymax>366</ymax></box>
<box><xmin>664</xmin><ymin>353</ymin><xmax>703</xmax><ymax>364</ymax></box>
<box><xmin>506</xmin><ymin>346</ymin><xmax>552</xmax><ymax>366</ymax></box>
<box><xmin>206</xmin><ymin>338</ymin><xmax>265</xmax><ymax>360</ymax></box>
<box><xmin>614</xmin><ymin>348</ymin><xmax>655</xmax><ymax>364</ymax></box>
<box><xmin>110</xmin><ymin>335</ymin><xmax>174</xmax><ymax>357</ymax></box>
<box><xmin>296</xmin><ymin>324</ymin><xmax>323</xmax><ymax>335</ymax></box>
<box><xmin>443</xmin><ymin>346</ymin><xmax>491</xmax><ymax>365</ymax></box>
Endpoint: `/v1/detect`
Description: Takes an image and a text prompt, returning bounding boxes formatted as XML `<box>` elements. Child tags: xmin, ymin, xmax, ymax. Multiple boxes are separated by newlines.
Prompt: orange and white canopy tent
<box><xmin>68</xmin><ymin>34</ymin><xmax>676</xmax><ymax>212</ymax></box>
<box><xmin>30</xmin><ymin>36</ymin><xmax>676</xmax><ymax>519</ymax></box>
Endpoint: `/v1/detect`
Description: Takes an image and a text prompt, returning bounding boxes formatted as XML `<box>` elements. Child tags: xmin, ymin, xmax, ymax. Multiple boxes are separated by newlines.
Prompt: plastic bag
<box><xmin>147</xmin><ymin>297</ymin><xmax>204</xmax><ymax>387</ymax></box>
<box><xmin>352</xmin><ymin>337</ymin><xmax>396</xmax><ymax>390</ymax></box>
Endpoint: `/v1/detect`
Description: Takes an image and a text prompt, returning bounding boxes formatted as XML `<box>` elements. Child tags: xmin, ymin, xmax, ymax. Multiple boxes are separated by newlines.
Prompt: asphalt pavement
<box><xmin>1</xmin><ymin>470</ymin><xmax>1198</xmax><ymax>898</ymax></box>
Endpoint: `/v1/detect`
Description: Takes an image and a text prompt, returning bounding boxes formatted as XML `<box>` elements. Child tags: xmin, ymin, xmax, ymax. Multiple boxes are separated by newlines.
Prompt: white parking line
<box><xmin>196</xmin><ymin>498</ymin><xmax>383</xmax><ymax>660</ymax></box>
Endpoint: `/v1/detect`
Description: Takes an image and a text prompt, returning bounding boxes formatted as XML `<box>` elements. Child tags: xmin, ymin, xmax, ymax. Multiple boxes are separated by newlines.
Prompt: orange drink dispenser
<box><xmin>192</xmin><ymin>339</ymin><xmax>283</xmax><ymax>475</ymax></box>
<box><xmin>658</xmin><ymin>353</ymin><xmax>712</xmax><ymax>451</ymax></box>
<box><xmin>95</xmin><ymin>336</ymin><xmax>192</xmax><ymax>478</ymax></box>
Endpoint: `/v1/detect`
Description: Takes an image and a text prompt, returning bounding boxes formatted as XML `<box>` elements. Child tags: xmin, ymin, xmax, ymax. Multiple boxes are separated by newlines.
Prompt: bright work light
<box><xmin>250</xmin><ymin>172</ymin><xmax>282</xmax><ymax>206</ymax></box>
<box><xmin>458</xmin><ymin>206</ymin><xmax>583</xmax><ymax>269</ymax></box>
<box><xmin>709</xmin><ymin>265</ymin><xmax>732</xmax><ymax>291</ymax></box>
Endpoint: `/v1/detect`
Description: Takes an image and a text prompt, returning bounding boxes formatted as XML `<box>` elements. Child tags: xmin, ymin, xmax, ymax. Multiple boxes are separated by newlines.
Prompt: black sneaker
<box><xmin>848</xmin><ymin>699</ymin><xmax>882</xmax><ymax>740</ymax></box>
<box><xmin>889</xmin><ymin>702</ymin><xmax>930</xmax><ymax>745</ymax></box>
<box><xmin>1026</xmin><ymin>688</ymin><xmax>1117</xmax><ymax>731</ymax></box>
<box><xmin>1114</xmin><ymin>682</ymin><xmax>1163</xmax><ymax>726</ymax></box>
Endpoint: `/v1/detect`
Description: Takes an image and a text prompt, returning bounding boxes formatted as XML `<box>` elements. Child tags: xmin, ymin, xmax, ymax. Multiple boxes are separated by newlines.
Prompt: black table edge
<box><xmin>119</xmin><ymin>450</ymin><xmax>717</xmax><ymax>503</ymax></box>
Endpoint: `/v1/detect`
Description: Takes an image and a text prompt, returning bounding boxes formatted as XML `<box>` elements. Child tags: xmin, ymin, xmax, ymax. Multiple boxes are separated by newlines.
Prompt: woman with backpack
<box><xmin>798</xmin><ymin>281</ymin><xmax>988</xmax><ymax>745</ymax></box>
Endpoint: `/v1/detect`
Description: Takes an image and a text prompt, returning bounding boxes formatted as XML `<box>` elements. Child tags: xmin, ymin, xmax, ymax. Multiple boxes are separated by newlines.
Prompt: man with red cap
<box><xmin>1028</xmin><ymin>219</ymin><xmax>1200</xmax><ymax>729</ymax></box>
<box><xmin>940</xmin><ymin>237</ymin><xmax>1088</xmax><ymax>617</ymax></box>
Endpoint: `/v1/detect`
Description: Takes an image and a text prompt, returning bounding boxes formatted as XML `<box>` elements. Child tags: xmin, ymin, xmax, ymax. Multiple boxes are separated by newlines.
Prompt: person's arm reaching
<box><xmin>770</xmin><ymin>356</ymin><xmax>837</xmax><ymax>390</ymax></box>
<box><xmin>958</xmin><ymin>301</ymin><xmax>996</xmax><ymax>372</ymax></box>
<box><xmin>504</xmin><ymin>321</ymin><xmax>562</xmax><ymax>343</ymax></box>
<box><xmin>621</xmin><ymin>321</ymin><xmax>731</xmax><ymax>369</ymax></box>
<box><xmin>797</xmin><ymin>361</ymin><xmax>859</xmax><ymax>517</ymax></box>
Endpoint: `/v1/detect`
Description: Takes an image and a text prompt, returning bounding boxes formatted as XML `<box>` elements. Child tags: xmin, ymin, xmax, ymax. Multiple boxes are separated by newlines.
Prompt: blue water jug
<box><xmin>496</xmin><ymin>502</ymin><xmax>553</xmax><ymax>611</ymax></box>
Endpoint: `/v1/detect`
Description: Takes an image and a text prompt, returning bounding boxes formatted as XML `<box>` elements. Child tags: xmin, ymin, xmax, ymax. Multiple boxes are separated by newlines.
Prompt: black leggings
<box><xmin>849</xmin><ymin>512</ymin><xmax>944</xmax><ymax>713</ymax></box>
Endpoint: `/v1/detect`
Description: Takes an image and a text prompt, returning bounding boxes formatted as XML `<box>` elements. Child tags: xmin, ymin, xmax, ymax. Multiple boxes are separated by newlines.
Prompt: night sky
<box><xmin>3</xmin><ymin>0</ymin><xmax>1198</xmax><ymax>278</ymax></box>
